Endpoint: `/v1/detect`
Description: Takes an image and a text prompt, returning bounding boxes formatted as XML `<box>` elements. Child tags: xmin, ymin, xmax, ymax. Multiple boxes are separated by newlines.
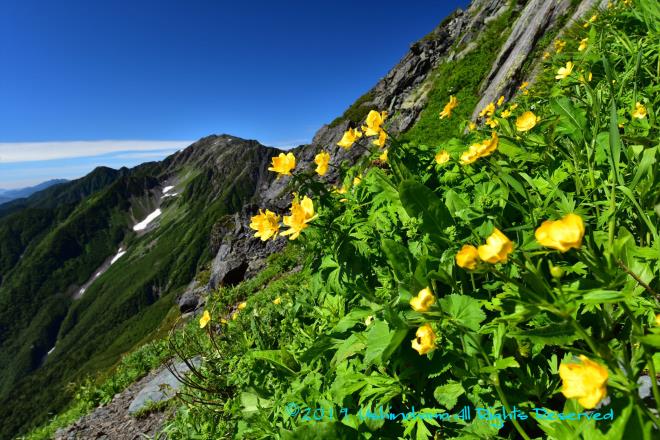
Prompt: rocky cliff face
<box><xmin>202</xmin><ymin>0</ymin><xmax>606</xmax><ymax>298</ymax></box>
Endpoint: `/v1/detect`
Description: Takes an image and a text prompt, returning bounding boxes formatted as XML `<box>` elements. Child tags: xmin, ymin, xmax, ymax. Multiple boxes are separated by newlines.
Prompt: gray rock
<box><xmin>177</xmin><ymin>288</ymin><xmax>201</xmax><ymax>313</ymax></box>
<box><xmin>127</xmin><ymin>357</ymin><xmax>202</xmax><ymax>415</ymax></box>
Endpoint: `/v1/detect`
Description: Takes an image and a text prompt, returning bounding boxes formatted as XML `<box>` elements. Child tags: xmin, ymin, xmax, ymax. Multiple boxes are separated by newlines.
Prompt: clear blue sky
<box><xmin>0</xmin><ymin>0</ymin><xmax>468</xmax><ymax>189</ymax></box>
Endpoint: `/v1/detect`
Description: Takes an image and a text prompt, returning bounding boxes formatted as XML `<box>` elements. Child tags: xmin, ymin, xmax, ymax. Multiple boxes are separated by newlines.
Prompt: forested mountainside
<box><xmin>6</xmin><ymin>0</ymin><xmax>659</xmax><ymax>439</ymax></box>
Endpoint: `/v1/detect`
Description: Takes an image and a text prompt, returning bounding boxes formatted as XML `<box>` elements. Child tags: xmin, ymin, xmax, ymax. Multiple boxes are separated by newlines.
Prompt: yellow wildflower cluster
<box><xmin>456</xmin><ymin>214</ymin><xmax>586</xmax><ymax>271</ymax></box>
<box><xmin>314</xmin><ymin>151</ymin><xmax>330</xmax><ymax>176</ymax></box>
<box><xmin>460</xmin><ymin>132</ymin><xmax>499</xmax><ymax>165</ymax></box>
<box><xmin>455</xmin><ymin>228</ymin><xmax>514</xmax><ymax>269</ymax></box>
<box><xmin>337</xmin><ymin>110</ymin><xmax>388</xmax><ymax>149</ymax></box>
<box><xmin>249</xmin><ymin>195</ymin><xmax>316</xmax><ymax>242</ymax></box>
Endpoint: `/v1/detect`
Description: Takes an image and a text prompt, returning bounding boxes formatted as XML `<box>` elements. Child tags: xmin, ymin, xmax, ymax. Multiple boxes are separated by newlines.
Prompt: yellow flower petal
<box><xmin>314</xmin><ymin>151</ymin><xmax>331</xmax><ymax>176</ymax></box>
<box><xmin>439</xmin><ymin>96</ymin><xmax>458</xmax><ymax>119</ymax></box>
<box><xmin>281</xmin><ymin>195</ymin><xmax>316</xmax><ymax>240</ymax></box>
<box><xmin>337</xmin><ymin>127</ymin><xmax>363</xmax><ymax>149</ymax></box>
<box><xmin>456</xmin><ymin>244</ymin><xmax>480</xmax><ymax>270</ymax></box>
<box><xmin>199</xmin><ymin>310</ymin><xmax>211</xmax><ymax>328</ymax></box>
<box><xmin>249</xmin><ymin>209</ymin><xmax>280</xmax><ymax>241</ymax></box>
<box><xmin>268</xmin><ymin>152</ymin><xmax>296</xmax><ymax>177</ymax></box>
<box><xmin>409</xmin><ymin>287</ymin><xmax>436</xmax><ymax>312</ymax></box>
<box><xmin>556</xmin><ymin>61</ymin><xmax>574</xmax><ymax>80</ymax></box>
<box><xmin>477</xmin><ymin>228</ymin><xmax>514</xmax><ymax>264</ymax></box>
<box><xmin>559</xmin><ymin>355</ymin><xmax>608</xmax><ymax>409</ymax></box>
<box><xmin>434</xmin><ymin>150</ymin><xmax>450</xmax><ymax>165</ymax></box>
<box><xmin>535</xmin><ymin>213</ymin><xmax>585</xmax><ymax>252</ymax></box>
<box><xmin>411</xmin><ymin>323</ymin><xmax>437</xmax><ymax>355</ymax></box>
<box><xmin>515</xmin><ymin>111</ymin><xmax>540</xmax><ymax>132</ymax></box>
<box><xmin>632</xmin><ymin>102</ymin><xmax>647</xmax><ymax>119</ymax></box>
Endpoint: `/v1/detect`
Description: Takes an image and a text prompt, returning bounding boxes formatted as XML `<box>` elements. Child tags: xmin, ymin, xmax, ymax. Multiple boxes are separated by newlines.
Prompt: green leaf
<box><xmin>439</xmin><ymin>294</ymin><xmax>485</xmax><ymax>331</ymax></box>
<box><xmin>510</xmin><ymin>322</ymin><xmax>579</xmax><ymax>345</ymax></box>
<box><xmin>332</xmin><ymin>309</ymin><xmax>373</xmax><ymax>333</ymax></box>
<box><xmin>363</xmin><ymin>320</ymin><xmax>408</xmax><ymax>366</ymax></box>
<box><xmin>433</xmin><ymin>381</ymin><xmax>465</xmax><ymax>409</ymax></box>
<box><xmin>398</xmin><ymin>179</ymin><xmax>453</xmax><ymax>235</ymax></box>
<box><xmin>381</xmin><ymin>238</ymin><xmax>412</xmax><ymax>280</ymax></box>
<box><xmin>550</xmin><ymin>97</ymin><xmax>586</xmax><ymax>143</ymax></box>
<box><xmin>251</xmin><ymin>349</ymin><xmax>300</xmax><ymax>375</ymax></box>
<box><xmin>638</xmin><ymin>334</ymin><xmax>660</xmax><ymax>348</ymax></box>
<box><xmin>481</xmin><ymin>357</ymin><xmax>520</xmax><ymax>373</ymax></box>
<box><xmin>581</xmin><ymin>289</ymin><xmax>626</xmax><ymax>304</ymax></box>
<box><xmin>282</xmin><ymin>422</ymin><xmax>359</xmax><ymax>440</ymax></box>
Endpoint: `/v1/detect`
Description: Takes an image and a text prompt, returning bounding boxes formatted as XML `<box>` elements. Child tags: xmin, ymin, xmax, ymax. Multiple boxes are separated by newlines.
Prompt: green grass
<box><xmin>400</xmin><ymin>1</ymin><xmax>518</xmax><ymax>146</ymax></box>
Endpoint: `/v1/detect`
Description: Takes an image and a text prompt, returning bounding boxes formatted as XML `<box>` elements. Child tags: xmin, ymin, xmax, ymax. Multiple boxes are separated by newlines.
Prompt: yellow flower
<box><xmin>410</xmin><ymin>287</ymin><xmax>436</xmax><ymax>312</ymax></box>
<box><xmin>221</xmin><ymin>318</ymin><xmax>228</xmax><ymax>324</ymax></box>
<box><xmin>379</xmin><ymin>149</ymin><xmax>388</xmax><ymax>162</ymax></box>
<box><xmin>623</xmin><ymin>0</ymin><xmax>631</xmax><ymax>5</ymax></box>
<box><xmin>501</xmin><ymin>109</ymin><xmax>512</xmax><ymax>118</ymax></box>
<box><xmin>542</xmin><ymin>51</ymin><xmax>551</xmax><ymax>60</ymax></box>
<box><xmin>656</xmin><ymin>314</ymin><xmax>660</xmax><ymax>326</ymax></box>
<box><xmin>510</xmin><ymin>103</ymin><xmax>519</xmax><ymax>111</ymax></box>
<box><xmin>272</xmin><ymin>297</ymin><xmax>282</xmax><ymax>305</ymax></box>
<box><xmin>478</xmin><ymin>228</ymin><xmax>514</xmax><ymax>264</ymax></box>
<box><xmin>468</xmin><ymin>121</ymin><xmax>477</xmax><ymax>131</ymax></box>
<box><xmin>460</xmin><ymin>147</ymin><xmax>481</xmax><ymax>165</ymax></box>
<box><xmin>314</xmin><ymin>151</ymin><xmax>330</xmax><ymax>176</ymax></box>
<box><xmin>232</xmin><ymin>311</ymin><xmax>239</xmax><ymax>320</ymax></box>
<box><xmin>515</xmin><ymin>111</ymin><xmax>540</xmax><ymax>132</ymax></box>
<box><xmin>435</xmin><ymin>150</ymin><xmax>450</xmax><ymax>165</ymax></box>
<box><xmin>268</xmin><ymin>152</ymin><xmax>296</xmax><ymax>177</ymax></box>
<box><xmin>486</xmin><ymin>117</ymin><xmax>499</xmax><ymax>128</ymax></box>
<box><xmin>588</xmin><ymin>71</ymin><xmax>593</xmax><ymax>82</ymax></box>
<box><xmin>632</xmin><ymin>102</ymin><xmax>647</xmax><ymax>119</ymax></box>
<box><xmin>249</xmin><ymin>209</ymin><xmax>281</xmax><ymax>241</ymax></box>
<box><xmin>535</xmin><ymin>213</ymin><xmax>585</xmax><ymax>252</ymax></box>
<box><xmin>556</xmin><ymin>61</ymin><xmax>574</xmax><ymax>80</ymax></box>
<box><xmin>362</xmin><ymin>110</ymin><xmax>387</xmax><ymax>136</ymax></box>
<box><xmin>337</xmin><ymin>127</ymin><xmax>363</xmax><ymax>149</ymax></box>
<box><xmin>373</xmin><ymin>129</ymin><xmax>388</xmax><ymax>148</ymax></box>
<box><xmin>237</xmin><ymin>301</ymin><xmax>247</xmax><ymax>310</ymax></box>
<box><xmin>479</xmin><ymin>102</ymin><xmax>496</xmax><ymax>118</ymax></box>
<box><xmin>518</xmin><ymin>82</ymin><xmax>529</xmax><ymax>91</ymax></box>
<box><xmin>334</xmin><ymin>185</ymin><xmax>347</xmax><ymax>195</ymax></box>
<box><xmin>559</xmin><ymin>355</ymin><xmax>608</xmax><ymax>409</ymax></box>
<box><xmin>353</xmin><ymin>176</ymin><xmax>362</xmax><ymax>186</ymax></box>
<box><xmin>456</xmin><ymin>244</ymin><xmax>480</xmax><ymax>270</ymax></box>
<box><xmin>439</xmin><ymin>95</ymin><xmax>458</xmax><ymax>119</ymax></box>
<box><xmin>460</xmin><ymin>132</ymin><xmax>499</xmax><ymax>165</ymax></box>
<box><xmin>411</xmin><ymin>323</ymin><xmax>437</xmax><ymax>355</ymax></box>
<box><xmin>497</xmin><ymin>95</ymin><xmax>505</xmax><ymax>107</ymax></box>
<box><xmin>554</xmin><ymin>39</ymin><xmax>566</xmax><ymax>53</ymax></box>
<box><xmin>281</xmin><ymin>195</ymin><xmax>316</xmax><ymax>240</ymax></box>
<box><xmin>583</xmin><ymin>14</ymin><xmax>597</xmax><ymax>27</ymax></box>
<box><xmin>578</xmin><ymin>38</ymin><xmax>589</xmax><ymax>52</ymax></box>
<box><xmin>199</xmin><ymin>310</ymin><xmax>211</xmax><ymax>329</ymax></box>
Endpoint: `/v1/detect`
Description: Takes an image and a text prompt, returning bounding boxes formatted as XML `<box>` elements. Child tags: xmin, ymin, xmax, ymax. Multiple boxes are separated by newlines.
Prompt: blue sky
<box><xmin>0</xmin><ymin>0</ymin><xmax>468</xmax><ymax>189</ymax></box>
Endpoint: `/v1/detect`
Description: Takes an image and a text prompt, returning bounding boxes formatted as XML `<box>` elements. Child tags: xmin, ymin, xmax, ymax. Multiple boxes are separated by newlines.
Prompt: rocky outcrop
<box><xmin>472</xmin><ymin>0</ymin><xmax>609</xmax><ymax>119</ymax></box>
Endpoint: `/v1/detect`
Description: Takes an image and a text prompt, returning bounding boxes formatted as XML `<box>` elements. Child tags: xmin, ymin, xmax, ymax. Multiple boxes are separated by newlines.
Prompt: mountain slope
<box><xmin>0</xmin><ymin>136</ymin><xmax>282</xmax><ymax>438</ymax></box>
<box><xmin>2</xmin><ymin>0</ymin><xmax>625</xmax><ymax>438</ymax></box>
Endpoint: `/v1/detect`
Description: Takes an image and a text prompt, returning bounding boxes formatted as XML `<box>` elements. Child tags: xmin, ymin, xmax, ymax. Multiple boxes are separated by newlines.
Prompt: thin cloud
<box><xmin>0</xmin><ymin>140</ymin><xmax>192</xmax><ymax>163</ymax></box>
